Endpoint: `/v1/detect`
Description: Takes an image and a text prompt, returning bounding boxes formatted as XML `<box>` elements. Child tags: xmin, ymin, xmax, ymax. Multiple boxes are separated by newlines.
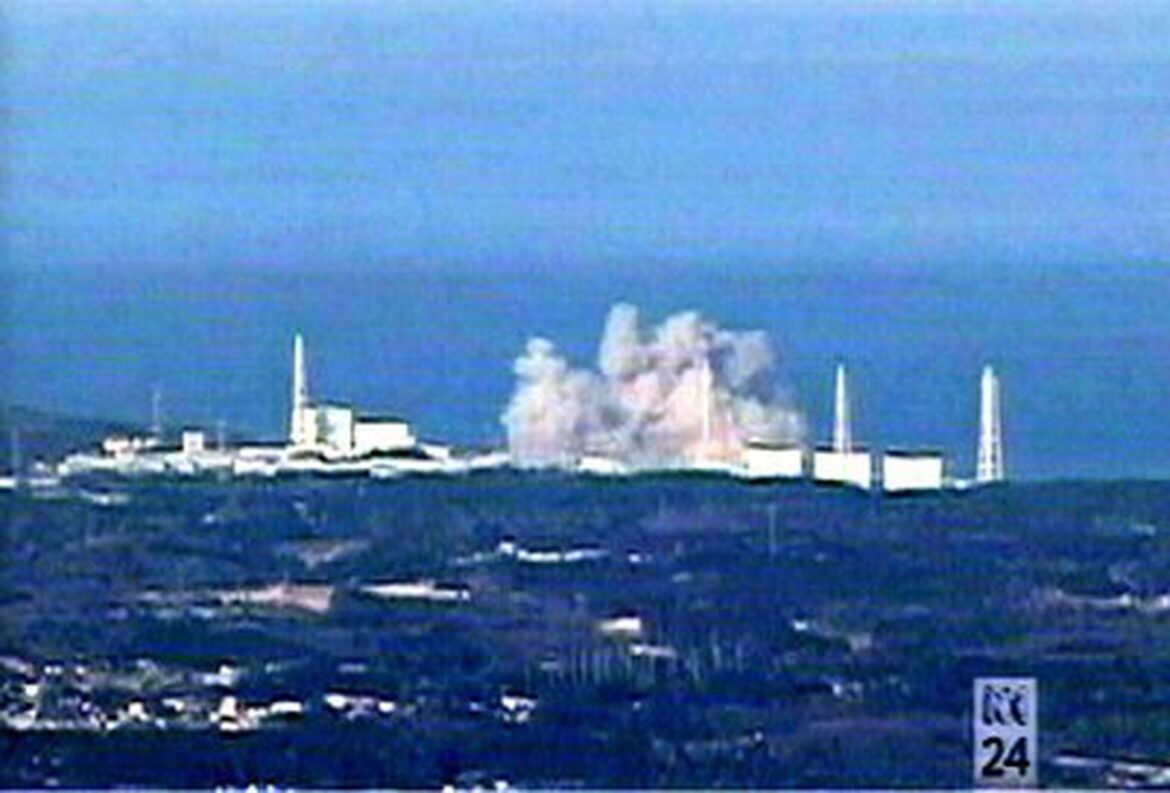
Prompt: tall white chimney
<box><xmin>977</xmin><ymin>365</ymin><xmax>1004</xmax><ymax>483</ymax></box>
<box><xmin>833</xmin><ymin>363</ymin><xmax>852</xmax><ymax>454</ymax></box>
<box><xmin>290</xmin><ymin>333</ymin><xmax>311</xmax><ymax>447</ymax></box>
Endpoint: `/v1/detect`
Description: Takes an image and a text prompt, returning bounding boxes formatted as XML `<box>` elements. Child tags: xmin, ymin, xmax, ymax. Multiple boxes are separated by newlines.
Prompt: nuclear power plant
<box><xmin>57</xmin><ymin>334</ymin><xmax>506</xmax><ymax>479</ymax></box>
<box><xmin>734</xmin><ymin>362</ymin><xmax>1004</xmax><ymax>492</ymax></box>
<box><xmin>52</xmin><ymin>333</ymin><xmax>1006</xmax><ymax>492</ymax></box>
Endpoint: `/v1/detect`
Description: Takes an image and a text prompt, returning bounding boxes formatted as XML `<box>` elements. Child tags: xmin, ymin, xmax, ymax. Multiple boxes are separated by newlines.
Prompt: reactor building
<box><xmin>716</xmin><ymin>360</ymin><xmax>1003</xmax><ymax>493</ymax></box>
<box><xmin>287</xmin><ymin>334</ymin><xmax>417</xmax><ymax>459</ymax></box>
<box><xmin>741</xmin><ymin>441</ymin><xmax>805</xmax><ymax>480</ymax></box>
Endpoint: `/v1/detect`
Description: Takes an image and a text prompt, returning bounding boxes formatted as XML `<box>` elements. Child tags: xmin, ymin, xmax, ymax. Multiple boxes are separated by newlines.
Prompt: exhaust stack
<box><xmin>833</xmin><ymin>363</ymin><xmax>852</xmax><ymax>454</ymax></box>
<box><xmin>290</xmin><ymin>333</ymin><xmax>312</xmax><ymax>447</ymax></box>
<box><xmin>976</xmin><ymin>365</ymin><xmax>1004</xmax><ymax>483</ymax></box>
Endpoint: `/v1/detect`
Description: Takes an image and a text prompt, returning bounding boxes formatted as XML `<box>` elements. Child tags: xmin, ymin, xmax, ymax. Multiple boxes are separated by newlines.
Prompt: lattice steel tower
<box><xmin>977</xmin><ymin>365</ymin><xmax>1004</xmax><ymax>483</ymax></box>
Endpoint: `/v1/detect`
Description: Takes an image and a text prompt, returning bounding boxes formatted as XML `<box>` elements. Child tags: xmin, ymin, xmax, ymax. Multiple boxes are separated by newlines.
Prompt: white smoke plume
<box><xmin>503</xmin><ymin>303</ymin><xmax>805</xmax><ymax>468</ymax></box>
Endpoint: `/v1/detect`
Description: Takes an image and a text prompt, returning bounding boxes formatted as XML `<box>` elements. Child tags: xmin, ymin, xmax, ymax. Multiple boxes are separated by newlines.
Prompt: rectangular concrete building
<box><xmin>743</xmin><ymin>442</ymin><xmax>805</xmax><ymax>480</ymax></box>
<box><xmin>354</xmin><ymin>415</ymin><xmax>415</xmax><ymax>455</ymax></box>
<box><xmin>813</xmin><ymin>446</ymin><xmax>873</xmax><ymax>490</ymax></box>
<box><xmin>882</xmin><ymin>450</ymin><xmax>944</xmax><ymax>493</ymax></box>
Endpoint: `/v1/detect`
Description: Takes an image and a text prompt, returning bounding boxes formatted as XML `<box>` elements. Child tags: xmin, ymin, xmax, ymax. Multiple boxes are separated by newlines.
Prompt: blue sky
<box><xmin>6</xmin><ymin>0</ymin><xmax>1170</xmax><ymax>271</ymax></box>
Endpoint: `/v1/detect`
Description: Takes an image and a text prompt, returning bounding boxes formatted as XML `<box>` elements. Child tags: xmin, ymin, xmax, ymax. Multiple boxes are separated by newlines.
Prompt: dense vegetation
<box><xmin>4</xmin><ymin>475</ymin><xmax>1170</xmax><ymax>787</ymax></box>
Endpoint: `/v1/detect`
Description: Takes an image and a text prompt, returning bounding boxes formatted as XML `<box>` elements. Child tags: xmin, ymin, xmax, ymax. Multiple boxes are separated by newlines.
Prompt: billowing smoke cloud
<box><xmin>503</xmin><ymin>304</ymin><xmax>805</xmax><ymax>468</ymax></box>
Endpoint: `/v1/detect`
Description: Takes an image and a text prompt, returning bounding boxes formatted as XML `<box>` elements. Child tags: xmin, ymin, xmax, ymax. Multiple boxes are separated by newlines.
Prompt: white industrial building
<box><xmin>288</xmin><ymin>335</ymin><xmax>418</xmax><ymax>459</ymax></box>
<box><xmin>813</xmin><ymin>446</ymin><xmax>874</xmax><ymax>490</ymax></box>
<box><xmin>303</xmin><ymin>404</ymin><xmax>354</xmax><ymax>455</ymax></box>
<box><xmin>741</xmin><ymin>442</ymin><xmax>805</xmax><ymax>480</ymax></box>
<box><xmin>53</xmin><ymin>333</ymin><xmax>462</xmax><ymax>479</ymax></box>
<box><xmin>577</xmin><ymin>454</ymin><xmax>630</xmax><ymax>477</ymax></box>
<box><xmin>101</xmin><ymin>435</ymin><xmax>158</xmax><ymax>457</ymax></box>
<box><xmin>182</xmin><ymin>430</ymin><xmax>206</xmax><ymax>455</ymax></box>
<box><xmin>354</xmin><ymin>416</ymin><xmax>416</xmax><ymax>455</ymax></box>
<box><xmin>882</xmin><ymin>450</ymin><xmax>945</xmax><ymax>493</ymax></box>
<box><xmin>296</xmin><ymin>405</ymin><xmax>416</xmax><ymax>459</ymax></box>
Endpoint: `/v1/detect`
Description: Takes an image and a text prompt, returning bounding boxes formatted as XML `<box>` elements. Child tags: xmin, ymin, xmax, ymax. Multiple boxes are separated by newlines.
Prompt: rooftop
<box><xmin>884</xmin><ymin>448</ymin><xmax>944</xmax><ymax>458</ymax></box>
<box><xmin>357</xmin><ymin>414</ymin><xmax>410</xmax><ymax>425</ymax></box>
<box><xmin>746</xmin><ymin>441</ymin><xmax>804</xmax><ymax>452</ymax></box>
